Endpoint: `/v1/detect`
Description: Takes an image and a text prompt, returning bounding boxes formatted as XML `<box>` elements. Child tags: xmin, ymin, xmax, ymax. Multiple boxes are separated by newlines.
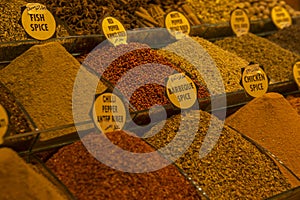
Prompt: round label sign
<box><xmin>102</xmin><ymin>17</ymin><xmax>127</xmax><ymax>46</ymax></box>
<box><xmin>271</xmin><ymin>6</ymin><xmax>292</xmax><ymax>29</ymax></box>
<box><xmin>93</xmin><ymin>93</ymin><xmax>126</xmax><ymax>133</ymax></box>
<box><xmin>165</xmin><ymin>11</ymin><xmax>190</xmax><ymax>40</ymax></box>
<box><xmin>242</xmin><ymin>64</ymin><xmax>269</xmax><ymax>98</ymax></box>
<box><xmin>21</xmin><ymin>3</ymin><xmax>56</xmax><ymax>40</ymax></box>
<box><xmin>293</xmin><ymin>61</ymin><xmax>300</xmax><ymax>87</ymax></box>
<box><xmin>230</xmin><ymin>8</ymin><xmax>250</xmax><ymax>37</ymax></box>
<box><xmin>166</xmin><ymin>73</ymin><xmax>197</xmax><ymax>109</ymax></box>
<box><xmin>0</xmin><ymin>104</ymin><xmax>9</xmax><ymax>144</ymax></box>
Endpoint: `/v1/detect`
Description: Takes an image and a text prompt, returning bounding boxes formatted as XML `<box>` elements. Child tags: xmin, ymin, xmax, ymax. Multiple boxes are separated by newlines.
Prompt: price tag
<box><xmin>230</xmin><ymin>8</ymin><xmax>250</xmax><ymax>37</ymax></box>
<box><xmin>21</xmin><ymin>3</ymin><xmax>56</xmax><ymax>40</ymax></box>
<box><xmin>165</xmin><ymin>11</ymin><xmax>190</xmax><ymax>40</ymax></box>
<box><xmin>166</xmin><ymin>73</ymin><xmax>197</xmax><ymax>109</ymax></box>
<box><xmin>0</xmin><ymin>104</ymin><xmax>9</xmax><ymax>144</ymax></box>
<box><xmin>271</xmin><ymin>6</ymin><xmax>292</xmax><ymax>29</ymax></box>
<box><xmin>102</xmin><ymin>17</ymin><xmax>127</xmax><ymax>46</ymax></box>
<box><xmin>293</xmin><ymin>61</ymin><xmax>300</xmax><ymax>87</ymax></box>
<box><xmin>93</xmin><ymin>93</ymin><xmax>126</xmax><ymax>133</ymax></box>
<box><xmin>241</xmin><ymin>64</ymin><xmax>269</xmax><ymax>98</ymax></box>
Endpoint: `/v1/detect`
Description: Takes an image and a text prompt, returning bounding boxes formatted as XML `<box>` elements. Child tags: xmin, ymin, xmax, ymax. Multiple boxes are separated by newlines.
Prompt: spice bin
<box><xmin>1</xmin><ymin>0</ymin><xmax>300</xmax><ymax>199</ymax></box>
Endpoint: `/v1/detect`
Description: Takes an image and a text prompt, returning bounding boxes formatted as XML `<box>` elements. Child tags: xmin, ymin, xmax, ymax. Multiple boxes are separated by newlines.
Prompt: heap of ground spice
<box><xmin>0</xmin><ymin>42</ymin><xmax>106</xmax><ymax>141</ymax></box>
<box><xmin>214</xmin><ymin>33</ymin><xmax>300</xmax><ymax>83</ymax></box>
<box><xmin>144</xmin><ymin>110</ymin><xmax>291</xmax><ymax>199</ymax></box>
<box><xmin>46</xmin><ymin>130</ymin><xmax>203</xmax><ymax>200</ymax></box>
<box><xmin>267</xmin><ymin>24</ymin><xmax>300</xmax><ymax>55</ymax></box>
<box><xmin>226</xmin><ymin>92</ymin><xmax>300</xmax><ymax>180</ymax></box>
<box><xmin>0</xmin><ymin>147</ymin><xmax>67</xmax><ymax>200</ymax></box>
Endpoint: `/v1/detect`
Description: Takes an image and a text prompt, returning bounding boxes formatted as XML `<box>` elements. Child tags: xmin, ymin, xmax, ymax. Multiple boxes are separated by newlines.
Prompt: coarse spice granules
<box><xmin>144</xmin><ymin>110</ymin><xmax>291</xmax><ymax>199</ymax></box>
<box><xmin>226</xmin><ymin>92</ymin><xmax>300</xmax><ymax>179</ymax></box>
<box><xmin>267</xmin><ymin>24</ymin><xmax>300</xmax><ymax>55</ymax></box>
<box><xmin>84</xmin><ymin>43</ymin><xmax>209</xmax><ymax>111</ymax></box>
<box><xmin>46</xmin><ymin>130</ymin><xmax>203</xmax><ymax>200</ymax></box>
<box><xmin>0</xmin><ymin>42</ymin><xmax>106</xmax><ymax>141</ymax></box>
<box><xmin>214</xmin><ymin>33</ymin><xmax>300</xmax><ymax>83</ymax></box>
<box><xmin>0</xmin><ymin>147</ymin><xmax>67</xmax><ymax>200</ymax></box>
<box><xmin>191</xmin><ymin>37</ymin><xmax>248</xmax><ymax>92</ymax></box>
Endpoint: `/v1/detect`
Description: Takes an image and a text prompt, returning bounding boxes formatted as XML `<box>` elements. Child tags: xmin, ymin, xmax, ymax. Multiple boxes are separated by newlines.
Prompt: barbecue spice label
<box><xmin>21</xmin><ymin>3</ymin><xmax>56</xmax><ymax>40</ymax></box>
<box><xmin>230</xmin><ymin>8</ymin><xmax>250</xmax><ymax>37</ymax></box>
<box><xmin>93</xmin><ymin>93</ymin><xmax>126</xmax><ymax>133</ymax></box>
<box><xmin>0</xmin><ymin>104</ymin><xmax>9</xmax><ymax>144</ymax></box>
<box><xmin>271</xmin><ymin>6</ymin><xmax>292</xmax><ymax>29</ymax></box>
<box><xmin>165</xmin><ymin>11</ymin><xmax>190</xmax><ymax>40</ymax></box>
<box><xmin>102</xmin><ymin>17</ymin><xmax>127</xmax><ymax>46</ymax></box>
<box><xmin>241</xmin><ymin>64</ymin><xmax>268</xmax><ymax>98</ymax></box>
<box><xmin>166</xmin><ymin>73</ymin><xmax>197</xmax><ymax>109</ymax></box>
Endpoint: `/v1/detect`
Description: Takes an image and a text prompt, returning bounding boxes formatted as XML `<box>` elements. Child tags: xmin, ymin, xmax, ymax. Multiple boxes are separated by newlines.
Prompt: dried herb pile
<box><xmin>0</xmin><ymin>147</ymin><xmax>67</xmax><ymax>200</ymax></box>
<box><xmin>214</xmin><ymin>33</ymin><xmax>300</xmax><ymax>83</ymax></box>
<box><xmin>144</xmin><ymin>110</ymin><xmax>291</xmax><ymax>199</ymax></box>
<box><xmin>0</xmin><ymin>42</ymin><xmax>106</xmax><ymax>141</ymax></box>
<box><xmin>226</xmin><ymin>92</ymin><xmax>300</xmax><ymax>179</ymax></box>
<box><xmin>267</xmin><ymin>24</ymin><xmax>300</xmax><ymax>55</ymax></box>
<box><xmin>46</xmin><ymin>130</ymin><xmax>203</xmax><ymax>200</ymax></box>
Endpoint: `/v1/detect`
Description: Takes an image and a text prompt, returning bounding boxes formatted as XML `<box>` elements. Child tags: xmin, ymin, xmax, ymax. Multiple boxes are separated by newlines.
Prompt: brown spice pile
<box><xmin>0</xmin><ymin>147</ymin><xmax>67</xmax><ymax>200</ymax></box>
<box><xmin>0</xmin><ymin>42</ymin><xmax>106</xmax><ymax>140</ymax></box>
<box><xmin>226</xmin><ymin>92</ymin><xmax>300</xmax><ymax>179</ymax></box>
<box><xmin>46</xmin><ymin>130</ymin><xmax>203</xmax><ymax>200</ymax></box>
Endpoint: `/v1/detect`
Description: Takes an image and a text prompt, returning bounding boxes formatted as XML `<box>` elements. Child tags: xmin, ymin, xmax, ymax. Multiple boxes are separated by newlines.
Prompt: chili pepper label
<box><xmin>166</xmin><ymin>73</ymin><xmax>197</xmax><ymax>109</ymax></box>
<box><xmin>293</xmin><ymin>61</ymin><xmax>300</xmax><ymax>87</ymax></box>
<box><xmin>21</xmin><ymin>3</ymin><xmax>56</xmax><ymax>40</ymax></box>
<box><xmin>93</xmin><ymin>93</ymin><xmax>126</xmax><ymax>133</ymax></box>
<box><xmin>102</xmin><ymin>17</ymin><xmax>127</xmax><ymax>46</ymax></box>
<box><xmin>0</xmin><ymin>104</ymin><xmax>9</xmax><ymax>144</ymax></box>
<box><xmin>241</xmin><ymin>64</ymin><xmax>269</xmax><ymax>98</ymax></box>
<box><xmin>165</xmin><ymin>11</ymin><xmax>190</xmax><ymax>40</ymax></box>
<box><xmin>271</xmin><ymin>6</ymin><xmax>292</xmax><ymax>29</ymax></box>
<box><xmin>230</xmin><ymin>8</ymin><xmax>250</xmax><ymax>37</ymax></box>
